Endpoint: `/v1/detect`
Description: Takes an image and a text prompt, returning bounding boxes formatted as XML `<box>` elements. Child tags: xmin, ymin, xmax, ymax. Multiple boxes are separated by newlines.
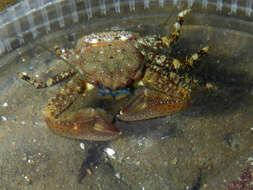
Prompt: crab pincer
<box><xmin>44</xmin><ymin>108</ymin><xmax>121</xmax><ymax>141</ymax></box>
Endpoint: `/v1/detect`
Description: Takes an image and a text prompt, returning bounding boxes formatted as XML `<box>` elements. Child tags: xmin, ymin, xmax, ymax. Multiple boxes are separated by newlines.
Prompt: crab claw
<box><xmin>44</xmin><ymin>108</ymin><xmax>121</xmax><ymax>141</ymax></box>
<box><xmin>117</xmin><ymin>88</ymin><xmax>188</xmax><ymax>121</ymax></box>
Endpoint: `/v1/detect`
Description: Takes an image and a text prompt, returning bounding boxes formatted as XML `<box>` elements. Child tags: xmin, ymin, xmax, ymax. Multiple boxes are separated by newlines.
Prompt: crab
<box><xmin>18</xmin><ymin>9</ymin><xmax>210</xmax><ymax>141</ymax></box>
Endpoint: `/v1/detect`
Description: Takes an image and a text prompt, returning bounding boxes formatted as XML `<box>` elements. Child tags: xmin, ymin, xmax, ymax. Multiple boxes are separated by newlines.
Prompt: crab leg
<box><xmin>118</xmin><ymin>44</ymin><xmax>211</xmax><ymax>121</ymax></box>
<box><xmin>118</xmin><ymin>67</ymin><xmax>192</xmax><ymax>121</ymax></box>
<box><xmin>136</xmin><ymin>9</ymin><xmax>191</xmax><ymax>50</ymax></box>
<box><xmin>17</xmin><ymin>69</ymin><xmax>76</xmax><ymax>89</ymax></box>
<box><xmin>43</xmin><ymin>75</ymin><xmax>121</xmax><ymax>141</ymax></box>
<box><xmin>183</xmin><ymin>46</ymin><xmax>210</xmax><ymax>67</ymax></box>
<box><xmin>166</xmin><ymin>8</ymin><xmax>192</xmax><ymax>47</ymax></box>
<box><xmin>146</xmin><ymin>45</ymin><xmax>210</xmax><ymax>72</ymax></box>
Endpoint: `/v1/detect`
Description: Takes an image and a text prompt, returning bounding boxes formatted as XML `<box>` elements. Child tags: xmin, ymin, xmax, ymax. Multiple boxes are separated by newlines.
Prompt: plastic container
<box><xmin>0</xmin><ymin>0</ymin><xmax>253</xmax><ymax>189</ymax></box>
<box><xmin>0</xmin><ymin>0</ymin><xmax>252</xmax><ymax>56</ymax></box>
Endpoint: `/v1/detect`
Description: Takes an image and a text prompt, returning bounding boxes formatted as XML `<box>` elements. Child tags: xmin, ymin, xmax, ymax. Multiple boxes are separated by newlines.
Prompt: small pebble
<box><xmin>2</xmin><ymin>102</ymin><xmax>8</xmax><ymax>107</ymax></box>
<box><xmin>247</xmin><ymin>157</ymin><xmax>253</xmax><ymax>165</ymax></box>
<box><xmin>171</xmin><ymin>157</ymin><xmax>178</xmax><ymax>165</ymax></box>
<box><xmin>80</xmin><ymin>142</ymin><xmax>85</xmax><ymax>150</ymax></box>
<box><xmin>203</xmin><ymin>184</ymin><xmax>207</xmax><ymax>188</ymax></box>
<box><xmin>33</xmin><ymin>121</ymin><xmax>38</xmax><ymax>126</ymax></box>
<box><xmin>115</xmin><ymin>172</ymin><xmax>121</xmax><ymax>179</ymax></box>
<box><xmin>27</xmin><ymin>159</ymin><xmax>34</xmax><ymax>164</ymax></box>
<box><xmin>24</xmin><ymin>175</ymin><xmax>32</xmax><ymax>184</ymax></box>
<box><xmin>104</xmin><ymin>147</ymin><xmax>116</xmax><ymax>159</ymax></box>
<box><xmin>1</xmin><ymin>116</ymin><xmax>7</xmax><ymax>121</ymax></box>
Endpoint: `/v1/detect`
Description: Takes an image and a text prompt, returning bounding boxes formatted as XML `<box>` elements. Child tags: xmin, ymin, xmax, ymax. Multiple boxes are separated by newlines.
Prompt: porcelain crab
<box><xmin>18</xmin><ymin>9</ymin><xmax>210</xmax><ymax>141</ymax></box>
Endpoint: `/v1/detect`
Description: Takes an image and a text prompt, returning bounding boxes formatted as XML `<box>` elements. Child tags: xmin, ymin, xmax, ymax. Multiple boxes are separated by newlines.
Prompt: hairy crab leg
<box><xmin>118</xmin><ymin>67</ymin><xmax>192</xmax><ymax>121</ymax></box>
<box><xmin>166</xmin><ymin>8</ymin><xmax>191</xmax><ymax>47</ymax></box>
<box><xmin>43</xmin><ymin>75</ymin><xmax>121</xmax><ymax>141</ymax></box>
<box><xmin>17</xmin><ymin>69</ymin><xmax>76</xmax><ymax>89</ymax></box>
<box><xmin>119</xmin><ymin>44</ymin><xmax>211</xmax><ymax>121</ymax></box>
<box><xmin>145</xmin><ymin>45</ymin><xmax>210</xmax><ymax>73</ymax></box>
<box><xmin>183</xmin><ymin>46</ymin><xmax>210</xmax><ymax>67</ymax></box>
<box><xmin>136</xmin><ymin>9</ymin><xmax>191</xmax><ymax>51</ymax></box>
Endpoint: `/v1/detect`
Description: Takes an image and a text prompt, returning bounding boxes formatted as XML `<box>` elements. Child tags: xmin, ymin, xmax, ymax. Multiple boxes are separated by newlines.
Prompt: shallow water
<box><xmin>0</xmin><ymin>8</ymin><xmax>253</xmax><ymax>190</ymax></box>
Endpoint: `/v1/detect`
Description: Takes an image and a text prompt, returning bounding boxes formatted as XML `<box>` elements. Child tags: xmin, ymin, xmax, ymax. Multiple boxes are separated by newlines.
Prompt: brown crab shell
<box><xmin>72</xmin><ymin>31</ymin><xmax>144</xmax><ymax>90</ymax></box>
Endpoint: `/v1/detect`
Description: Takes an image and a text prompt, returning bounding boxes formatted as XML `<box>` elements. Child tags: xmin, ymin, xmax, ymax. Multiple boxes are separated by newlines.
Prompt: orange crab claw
<box><xmin>44</xmin><ymin>108</ymin><xmax>121</xmax><ymax>141</ymax></box>
<box><xmin>117</xmin><ymin>88</ymin><xmax>188</xmax><ymax>121</ymax></box>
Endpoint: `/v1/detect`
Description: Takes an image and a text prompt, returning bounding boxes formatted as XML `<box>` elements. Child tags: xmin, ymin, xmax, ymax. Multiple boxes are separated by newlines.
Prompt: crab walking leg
<box><xmin>137</xmin><ymin>9</ymin><xmax>191</xmax><ymax>50</ymax></box>
<box><xmin>147</xmin><ymin>45</ymin><xmax>210</xmax><ymax>71</ymax></box>
<box><xmin>43</xmin><ymin>75</ymin><xmax>121</xmax><ymax>141</ymax></box>
<box><xmin>183</xmin><ymin>46</ymin><xmax>210</xmax><ymax>67</ymax></box>
<box><xmin>118</xmin><ymin>67</ymin><xmax>192</xmax><ymax>121</ymax></box>
<box><xmin>17</xmin><ymin>69</ymin><xmax>77</xmax><ymax>89</ymax></box>
<box><xmin>166</xmin><ymin>9</ymin><xmax>191</xmax><ymax>47</ymax></box>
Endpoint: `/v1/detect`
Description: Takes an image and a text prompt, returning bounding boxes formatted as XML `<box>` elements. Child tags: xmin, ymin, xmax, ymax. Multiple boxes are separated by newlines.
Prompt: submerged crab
<box><xmin>18</xmin><ymin>9</ymin><xmax>210</xmax><ymax>141</ymax></box>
